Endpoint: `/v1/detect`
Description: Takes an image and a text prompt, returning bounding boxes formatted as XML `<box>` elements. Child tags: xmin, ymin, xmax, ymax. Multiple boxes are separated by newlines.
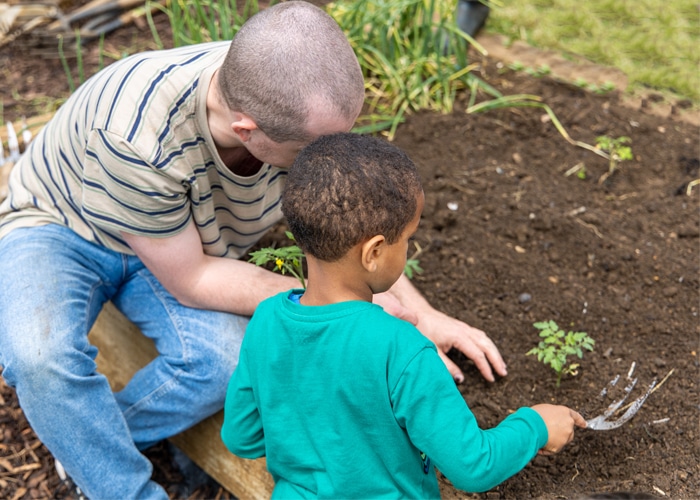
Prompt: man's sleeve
<box><xmin>82</xmin><ymin>128</ymin><xmax>191</xmax><ymax>237</ymax></box>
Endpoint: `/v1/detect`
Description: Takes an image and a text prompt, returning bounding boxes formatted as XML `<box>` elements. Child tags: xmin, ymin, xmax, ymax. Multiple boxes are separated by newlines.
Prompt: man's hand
<box><xmin>382</xmin><ymin>274</ymin><xmax>507</xmax><ymax>383</ymax></box>
<box><xmin>415</xmin><ymin>308</ymin><xmax>506</xmax><ymax>383</ymax></box>
<box><xmin>372</xmin><ymin>292</ymin><xmax>419</xmax><ymax>325</ymax></box>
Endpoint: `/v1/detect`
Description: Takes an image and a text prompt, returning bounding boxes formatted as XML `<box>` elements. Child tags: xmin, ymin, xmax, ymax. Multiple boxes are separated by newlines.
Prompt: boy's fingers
<box><xmin>571</xmin><ymin>410</ymin><xmax>588</xmax><ymax>428</ymax></box>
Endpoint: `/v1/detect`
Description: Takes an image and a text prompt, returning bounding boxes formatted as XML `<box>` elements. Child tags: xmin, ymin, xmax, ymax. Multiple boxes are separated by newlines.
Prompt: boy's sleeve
<box><xmin>221</xmin><ymin>352</ymin><xmax>266</xmax><ymax>459</ymax></box>
<box><xmin>391</xmin><ymin>347</ymin><xmax>548</xmax><ymax>493</ymax></box>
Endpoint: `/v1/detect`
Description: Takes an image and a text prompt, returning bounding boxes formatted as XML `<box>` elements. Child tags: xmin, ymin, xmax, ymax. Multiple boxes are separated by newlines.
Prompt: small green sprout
<box><xmin>404</xmin><ymin>259</ymin><xmax>423</xmax><ymax>280</ymax></box>
<box><xmin>574</xmin><ymin>77</ymin><xmax>589</xmax><ymax>88</ymax></box>
<box><xmin>248</xmin><ymin>231</ymin><xmax>306</xmax><ymax>288</ymax></box>
<box><xmin>404</xmin><ymin>240</ymin><xmax>425</xmax><ymax>280</ymax></box>
<box><xmin>524</xmin><ymin>64</ymin><xmax>551</xmax><ymax>78</ymax></box>
<box><xmin>572</xmin><ymin>78</ymin><xmax>615</xmax><ymax>95</ymax></box>
<box><xmin>526</xmin><ymin>320</ymin><xmax>595</xmax><ymax>387</ymax></box>
<box><xmin>599</xmin><ymin>81</ymin><xmax>616</xmax><ymax>93</ymax></box>
<box><xmin>596</xmin><ymin>135</ymin><xmax>633</xmax><ymax>184</ymax></box>
<box><xmin>508</xmin><ymin>61</ymin><xmax>526</xmax><ymax>71</ymax></box>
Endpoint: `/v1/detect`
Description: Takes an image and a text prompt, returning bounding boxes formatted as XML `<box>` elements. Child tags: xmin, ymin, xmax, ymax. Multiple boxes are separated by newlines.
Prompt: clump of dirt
<box><xmin>1</xmin><ymin>7</ymin><xmax>698</xmax><ymax>500</ymax></box>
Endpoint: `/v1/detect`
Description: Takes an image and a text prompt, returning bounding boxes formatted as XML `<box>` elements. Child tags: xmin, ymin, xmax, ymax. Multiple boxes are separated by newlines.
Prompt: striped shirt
<box><xmin>0</xmin><ymin>42</ymin><xmax>287</xmax><ymax>259</ymax></box>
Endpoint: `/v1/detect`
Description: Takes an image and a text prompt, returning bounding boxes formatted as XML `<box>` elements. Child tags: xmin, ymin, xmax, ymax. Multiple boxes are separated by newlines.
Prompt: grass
<box><xmin>486</xmin><ymin>0</ymin><xmax>700</xmax><ymax>102</ymax></box>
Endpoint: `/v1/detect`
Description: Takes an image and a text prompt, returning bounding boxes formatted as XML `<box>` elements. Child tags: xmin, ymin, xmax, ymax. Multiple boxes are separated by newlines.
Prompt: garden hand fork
<box><xmin>586</xmin><ymin>374</ymin><xmax>657</xmax><ymax>430</ymax></box>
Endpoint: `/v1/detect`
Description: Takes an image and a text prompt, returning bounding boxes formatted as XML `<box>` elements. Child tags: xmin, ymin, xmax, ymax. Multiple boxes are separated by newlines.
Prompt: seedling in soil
<box><xmin>404</xmin><ymin>259</ymin><xmax>423</xmax><ymax>280</ymax></box>
<box><xmin>248</xmin><ymin>231</ymin><xmax>306</xmax><ymax>289</ymax></box>
<box><xmin>573</xmin><ymin>78</ymin><xmax>615</xmax><ymax>95</ymax></box>
<box><xmin>596</xmin><ymin>135</ymin><xmax>633</xmax><ymax>184</ymax></box>
<box><xmin>404</xmin><ymin>240</ymin><xmax>425</xmax><ymax>280</ymax></box>
<box><xmin>527</xmin><ymin>320</ymin><xmax>595</xmax><ymax>387</ymax></box>
<box><xmin>525</xmin><ymin>64</ymin><xmax>551</xmax><ymax>78</ymax></box>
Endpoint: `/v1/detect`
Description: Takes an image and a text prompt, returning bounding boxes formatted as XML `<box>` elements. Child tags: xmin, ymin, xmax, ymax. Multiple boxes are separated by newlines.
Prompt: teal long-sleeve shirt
<box><xmin>222</xmin><ymin>291</ymin><xmax>548</xmax><ymax>498</ymax></box>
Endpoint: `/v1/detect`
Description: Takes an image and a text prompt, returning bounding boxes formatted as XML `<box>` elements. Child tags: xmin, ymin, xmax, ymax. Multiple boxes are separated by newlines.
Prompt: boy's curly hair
<box><xmin>282</xmin><ymin>133</ymin><xmax>423</xmax><ymax>262</ymax></box>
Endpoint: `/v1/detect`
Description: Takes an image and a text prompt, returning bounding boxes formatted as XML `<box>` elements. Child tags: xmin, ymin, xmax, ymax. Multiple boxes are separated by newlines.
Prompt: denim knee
<box><xmin>0</xmin><ymin>326</ymin><xmax>98</xmax><ymax>394</ymax></box>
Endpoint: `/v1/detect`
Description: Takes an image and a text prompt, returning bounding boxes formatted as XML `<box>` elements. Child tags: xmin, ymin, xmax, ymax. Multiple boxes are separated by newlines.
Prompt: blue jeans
<box><xmin>0</xmin><ymin>225</ymin><xmax>248</xmax><ymax>499</ymax></box>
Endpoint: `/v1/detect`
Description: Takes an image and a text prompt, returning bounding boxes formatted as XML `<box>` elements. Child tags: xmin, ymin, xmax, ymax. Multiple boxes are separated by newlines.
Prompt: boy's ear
<box><xmin>361</xmin><ymin>235</ymin><xmax>386</xmax><ymax>273</ymax></box>
<box><xmin>231</xmin><ymin>112</ymin><xmax>258</xmax><ymax>143</ymax></box>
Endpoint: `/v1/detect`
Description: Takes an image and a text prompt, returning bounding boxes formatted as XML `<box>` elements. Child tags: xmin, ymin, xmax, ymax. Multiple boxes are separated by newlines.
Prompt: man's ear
<box><xmin>360</xmin><ymin>235</ymin><xmax>386</xmax><ymax>273</ymax></box>
<box><xmin>231</xmin><ymin>112</ymin><xmax>258</xmax><ymax>143</ymax></box>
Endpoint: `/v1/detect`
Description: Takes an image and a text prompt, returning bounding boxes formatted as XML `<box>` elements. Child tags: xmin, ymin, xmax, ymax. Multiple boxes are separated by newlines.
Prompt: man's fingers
<box><xmin>458</xmin><ymin>327</ymin><xmax>507</xmax><ymax>377</ymax></box>
<box><xmin>451</xmin><ymin>334</ymin><xmax>505</xmax><ymax>382</ymax></box>
<box><xmin>469</xmin><ymin>351</ymin><xmax>496</xmax><ymax>383</ymax></box>
<box><xmin>437</xmin><ymin>350</ymin><xmax>465</xmax><ymax>384</ymax></box>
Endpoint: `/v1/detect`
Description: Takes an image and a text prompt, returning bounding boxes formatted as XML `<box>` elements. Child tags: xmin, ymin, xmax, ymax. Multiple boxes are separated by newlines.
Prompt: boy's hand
<box><xmin>531</xmin><ymin>404</ymin><xmax>587</xmax><ymax>455</ymax></box>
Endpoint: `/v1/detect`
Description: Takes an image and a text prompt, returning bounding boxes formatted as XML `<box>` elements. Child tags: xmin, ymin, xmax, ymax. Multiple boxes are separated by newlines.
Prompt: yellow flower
<box><xmin>275</xmin><ymin>258</ymin><xmax>284</xmax><ymax>270</ymax></box>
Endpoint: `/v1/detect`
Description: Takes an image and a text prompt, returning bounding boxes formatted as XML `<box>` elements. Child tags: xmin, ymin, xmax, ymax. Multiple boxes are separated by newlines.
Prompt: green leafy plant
<box><xmin>524</xmin><ymin>64</ymin><xmax>551</xmax><ymax>78</ymax></box>
<box><xmin>404</xmin><ymin>240</ymin><xmax>426</xmax><ymax>280</ymax></box>
<box><xmin>151</xmin><ymin>0</ymin><xmax>264</xmax><ymax>46</ymax></box>
<box><xmin>598</xmin><ymin>81</ymin><xmax>616</xmax><ymax>94</ymax></box>
<box><xmin>508</xmin><ymin>61</ymin><xmax>526</xmax><ymax>72</ymax></box>
<box><xmin>573</xmin><ymin>78</ymin><xmax>616</xmax><ymax>95</ymax></box>
<box><xmin>248</xmin><ymin>232</ymin><xmax>306</xmax><ymax>288</ymax></box>
<box><xmin>404</xmin><ymin>259</ymin><xmax>423</xmax><ymax>280</ymax></box>
<box><xmin>327</xmin><ymin>0</ymin><xmax>499</xmax><ymax>139</ymax></box>
<box><xmin>526</xmin><ymin>320</ymin><xmax>595</xmax><ymax>387</ymax></box>
<box><xmin>596</xmin><ymin>135</ymin><xmax>633</xmax><ymax>184</ymax></box>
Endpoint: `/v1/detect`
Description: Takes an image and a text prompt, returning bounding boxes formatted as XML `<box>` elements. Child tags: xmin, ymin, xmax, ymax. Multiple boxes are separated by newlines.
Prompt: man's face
<box><xmin>247</xmin><ymin>99</ymin><xmax>362</xmax><ymax>168</ymax></box>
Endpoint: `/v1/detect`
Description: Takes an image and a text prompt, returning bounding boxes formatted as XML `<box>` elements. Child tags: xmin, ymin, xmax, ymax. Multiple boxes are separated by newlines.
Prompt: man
<box><xmin>0</xmin><ymin>2</ymin><xmax>505</xmax><ymax>498</ymax></box>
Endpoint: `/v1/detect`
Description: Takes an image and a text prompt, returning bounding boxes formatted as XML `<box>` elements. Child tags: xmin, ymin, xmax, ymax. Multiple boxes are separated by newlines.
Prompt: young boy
<box><xmin>221</xmin><ymin>133</ymin><xmax>586</xmax><ymax>498</ymax></box>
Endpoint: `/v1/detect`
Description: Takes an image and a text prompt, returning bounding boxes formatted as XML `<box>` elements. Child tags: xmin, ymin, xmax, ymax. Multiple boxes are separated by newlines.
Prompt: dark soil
<box><xmin>1</xmin><ymin>5</ymin><xmax>698</xmax><ymax>500</ymax></box>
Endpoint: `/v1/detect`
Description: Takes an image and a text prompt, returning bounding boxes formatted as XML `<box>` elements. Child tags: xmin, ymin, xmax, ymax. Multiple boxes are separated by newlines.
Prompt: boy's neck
<box><xmin>300</xmin><ymin>254</ymin><xmax>373</xmax><ymax>306</ymax></box>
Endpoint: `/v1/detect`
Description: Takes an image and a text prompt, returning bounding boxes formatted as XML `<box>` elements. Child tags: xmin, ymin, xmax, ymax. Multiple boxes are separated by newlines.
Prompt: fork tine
<box><xmin>591</xmin><ymin>380</ymin><xmax>657</xmax><ymax>430</ymax></box>
<box><xmin>600</xmin><ymin>378</ymin><xmax>637</xmax><ymax>418</ymax></box>
<box><xmin>587</xmin><ymin>377</ymin><xmax>657</xmax><ymax>430</ymax></box>
<box><xmin>614</xmin><ymin>380</ymin><xmax>657</xmax><ymax>423</ymax></box>
<box><xmin>598</xmin><ymin>374</ymin><xmax>620</xmax><ymax>398</ymax></box>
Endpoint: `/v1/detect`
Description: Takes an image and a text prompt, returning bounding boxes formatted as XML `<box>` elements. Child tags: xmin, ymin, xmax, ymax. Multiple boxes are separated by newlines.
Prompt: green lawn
<box><xmin>486</xmin><ymin>0</ymin><xmax>699</xmax><ymax>102</ymax></box>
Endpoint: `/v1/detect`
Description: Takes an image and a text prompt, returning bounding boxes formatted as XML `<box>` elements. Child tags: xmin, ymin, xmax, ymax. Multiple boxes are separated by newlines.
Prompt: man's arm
<box><xmin>123</xmin><ymin>222</ymin><xmax>506</xmax><ymax>382</ymax></box>
<box><xmin>121</xmin><ymin>220</ymin><xmax>297</xmax><ymax>316</ymax></box>
<box><xmin>380</xmin><ymin>274</ymin><xmax>508</xmax><ymax>383</ymax></box>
